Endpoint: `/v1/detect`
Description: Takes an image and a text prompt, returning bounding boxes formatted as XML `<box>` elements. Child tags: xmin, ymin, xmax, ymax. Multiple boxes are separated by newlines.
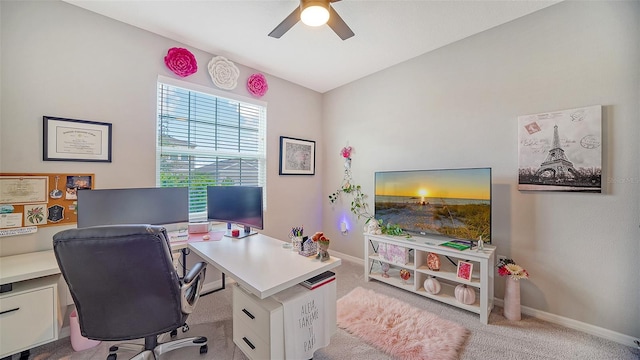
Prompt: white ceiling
<box><xmin>63</xmin><ymin>0</ymin><xmax>560</xmax><ymax>93</ymax></box>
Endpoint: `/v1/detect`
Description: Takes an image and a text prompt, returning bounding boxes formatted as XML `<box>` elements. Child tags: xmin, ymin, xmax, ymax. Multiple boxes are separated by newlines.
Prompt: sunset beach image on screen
<box><xmin>374</xmin><ymin>168</ymin><xmax>491</xmax><ymax>243</ymax></box>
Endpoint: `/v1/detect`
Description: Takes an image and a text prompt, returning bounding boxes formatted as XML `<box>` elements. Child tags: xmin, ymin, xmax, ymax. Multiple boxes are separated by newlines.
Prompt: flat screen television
<box><xmin>374</xmin><ymin>167</ymin><xmax>491</xmax><ymax>244</ymax></box>
<box><xmin>207</xmin><ymin>186</ymin><xmax>263</xmax><ymax>238</ymax></box>
<box><xmin>77</xmin><ymin>187</ymin><xmax>189</xmax><ymax>228</ymax></box>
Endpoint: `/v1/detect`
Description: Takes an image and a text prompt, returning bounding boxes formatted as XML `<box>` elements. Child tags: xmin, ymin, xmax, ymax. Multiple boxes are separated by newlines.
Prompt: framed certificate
<box><xmin>0</xmin><ymin>176</ymin><xmax>48</xmax><ymax>205</ymax></box>
<box><xmin>43</xmin><ymin>116</ymin><xmax>112</xmax><ymax>162</ymax></box>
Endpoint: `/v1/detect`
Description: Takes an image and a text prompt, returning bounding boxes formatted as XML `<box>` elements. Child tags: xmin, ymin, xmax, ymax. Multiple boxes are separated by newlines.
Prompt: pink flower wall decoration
<box><xmin>164</xmin><ymin>47</ymin><xmax>197</xmax><ymax>77</ymax></box>
<box><xmin>247</xmin><ymin>73</ymin><xmax>268</xmax><ymax>97</ymax></box>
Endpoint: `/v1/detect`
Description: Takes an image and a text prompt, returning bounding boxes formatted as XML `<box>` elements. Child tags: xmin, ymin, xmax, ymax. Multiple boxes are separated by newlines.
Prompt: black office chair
<box><xmin>53</xmin><ymin>225</ymin><xmax>208</xmax><ymax>360</ymax></box>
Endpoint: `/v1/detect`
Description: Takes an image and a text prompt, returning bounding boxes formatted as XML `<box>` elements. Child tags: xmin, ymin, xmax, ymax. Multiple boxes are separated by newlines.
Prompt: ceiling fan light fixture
<box><xmin>300</xmin><ymin>1</ymin><xmax>330</xmax><ymax>27</ymax></box>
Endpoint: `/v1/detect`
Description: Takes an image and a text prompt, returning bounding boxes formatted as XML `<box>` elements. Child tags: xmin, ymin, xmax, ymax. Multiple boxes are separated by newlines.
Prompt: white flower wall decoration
<box><xmin>207</xmin><ymin>56</ymin><xmax>240</xmax><ymax>90</ymax></box>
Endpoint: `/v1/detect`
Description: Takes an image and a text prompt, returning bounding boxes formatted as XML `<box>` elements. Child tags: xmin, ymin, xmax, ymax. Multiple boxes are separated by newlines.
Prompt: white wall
<box><xmin>0</xmin><ymin>1</ymin><xmax>323</xmax><ymax>256</ymax></box>
<box><xmin>322</xmin><ymin>1</ymin><xmax>639</xmax><ymax>339</ymax></box>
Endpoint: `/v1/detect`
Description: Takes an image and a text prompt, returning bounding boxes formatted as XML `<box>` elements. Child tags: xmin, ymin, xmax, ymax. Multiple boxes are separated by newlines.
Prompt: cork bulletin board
<box><xmin>0</xmin><ymin>173</ymin><xmax>95</xmax><ymax>229</ymax></box>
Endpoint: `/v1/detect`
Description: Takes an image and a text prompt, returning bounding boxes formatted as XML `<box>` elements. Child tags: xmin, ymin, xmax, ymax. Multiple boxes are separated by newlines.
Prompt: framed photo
<box><xmin>279</xmin><ymin>136</ymin><xmax>315</xmax><ymax>175</ymax></box>
<box><xmin>456</xmin><ymin>260</ymin><xmax>474</xmax><ymax>281</ymax></box>
<box><xmin>43</xmin><ymin>116</ymin><xmax>112</xmax><ymax>162</ymax></box>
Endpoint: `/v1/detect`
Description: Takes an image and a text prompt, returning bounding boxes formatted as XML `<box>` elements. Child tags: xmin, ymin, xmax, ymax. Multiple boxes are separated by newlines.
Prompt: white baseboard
<box><xmin>493</xmin><ymin>298</ymin><xmax>638</xmax><ymax>348</ymax></box>
<box><xmin>333</xmin><ymin>251</ymin><xmax>638</xmax><ymax>349</ymax></box>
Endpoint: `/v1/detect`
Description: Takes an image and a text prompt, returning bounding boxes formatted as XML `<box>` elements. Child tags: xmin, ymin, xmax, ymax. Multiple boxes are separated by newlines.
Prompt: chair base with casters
<box><xmin>106</xmin><ymin>333</ymin><xmax>207</xmax><ymax>360</ymax></box>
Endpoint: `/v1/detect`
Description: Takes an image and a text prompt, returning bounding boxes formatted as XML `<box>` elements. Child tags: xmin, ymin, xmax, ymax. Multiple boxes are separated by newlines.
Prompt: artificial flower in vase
<box><xmin>497</xmin><ymin>258</ymin><xmax>529</xmax><ymax>320</ymax></box>
<box><xmin>312</xmin><ymin>232</ymin><xmax>330</xmax><ymax>262</ymax></box>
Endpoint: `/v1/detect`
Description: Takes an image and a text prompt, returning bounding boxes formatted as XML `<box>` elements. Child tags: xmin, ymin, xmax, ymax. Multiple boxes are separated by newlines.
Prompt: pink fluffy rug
<box><xmin>337</xmin><ymin>287</ymin><xmax>468</xmax><ymax>360</ymax></box>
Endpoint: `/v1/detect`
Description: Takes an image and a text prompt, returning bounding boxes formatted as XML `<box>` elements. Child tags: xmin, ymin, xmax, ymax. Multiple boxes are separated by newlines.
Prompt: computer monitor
<box><xmin>77</xmin><ymin>187</ymin><xmax>189</xmax><ymax>228</ymax></box>
<box><xmin>207</xmin><ymin>186</ymin><xmax>263</xmax><ymax>238</ymax></box>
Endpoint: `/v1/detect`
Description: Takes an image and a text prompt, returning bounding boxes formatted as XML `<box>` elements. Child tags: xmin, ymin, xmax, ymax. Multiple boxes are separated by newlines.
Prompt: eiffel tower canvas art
<box><xmin>518</xmin><ymin>105</ymin><xmax>602</xmax><ymax>192</ymax></box>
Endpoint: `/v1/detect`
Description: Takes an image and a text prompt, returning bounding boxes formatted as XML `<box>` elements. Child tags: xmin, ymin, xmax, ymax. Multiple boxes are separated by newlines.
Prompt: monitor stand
<box><xmin>223</xmin><ymin>224</ymin><xmax>257</xmax><ymax>238</ymax></box>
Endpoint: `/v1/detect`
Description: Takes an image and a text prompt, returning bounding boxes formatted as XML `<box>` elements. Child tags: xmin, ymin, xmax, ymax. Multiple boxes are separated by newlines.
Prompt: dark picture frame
<box><xmin>279</xmin><ymin>136</ymin><xmax>315</xmax><ymax>175</ymax></box>
<box><xmin>43</xmin><ymin>116</ymin><xmax>112</xmax><ymax>162</ymax></box>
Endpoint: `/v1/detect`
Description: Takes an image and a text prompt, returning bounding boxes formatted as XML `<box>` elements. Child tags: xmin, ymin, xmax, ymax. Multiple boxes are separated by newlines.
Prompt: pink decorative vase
<box><xmin>504</xmin><ymin>277</ymin><xmax>521</xmax><ymax>321</ymax></box>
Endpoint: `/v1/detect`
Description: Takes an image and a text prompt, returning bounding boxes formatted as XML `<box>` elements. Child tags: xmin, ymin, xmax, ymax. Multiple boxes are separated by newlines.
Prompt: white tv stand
<box><xmin>364</xmin><ymin>233</ymin><xmax>496</xmax><ymax>324</ymax></box>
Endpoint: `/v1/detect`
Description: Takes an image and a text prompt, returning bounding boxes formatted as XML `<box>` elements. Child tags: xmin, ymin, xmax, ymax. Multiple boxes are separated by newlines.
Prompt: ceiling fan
<box><xmin>268</xmin><ymin>0</ymin><xmax>355</xmax><ymax>40</ymax></box>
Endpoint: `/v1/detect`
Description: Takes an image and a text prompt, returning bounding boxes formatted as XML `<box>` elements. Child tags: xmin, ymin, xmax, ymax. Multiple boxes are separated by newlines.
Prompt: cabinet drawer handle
<box><xmin>0</xmin><ymin>307</ymin><xmax>19</xmax><ymax>315</ymax></box>
<box><xmin>242</xmin><ymin>337</ymin><xmax>256</xmax><ymax>350</ymax></box>
<box><xmin>241</xmin><ymin>308</ymin><xmax>255</xmax><ymax>319</ymax></box>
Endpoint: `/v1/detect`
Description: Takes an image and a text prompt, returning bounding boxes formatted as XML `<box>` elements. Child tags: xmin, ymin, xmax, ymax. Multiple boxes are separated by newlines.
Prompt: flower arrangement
<box><xmin>164</xmin><ymin>47</ymin><xmax>198</xmax><ymax>77</ymax></box>
<box><xmin>247</xmin><ymin>73</ymin><xmax>268</xmax><ymax>97</ymax></box>
<box><xmin>311</xmin><ymin>231</ymin><xmax>330</xmax><ymax>247</ymax></box>
<box><xmin>340</xmin><ymin>146</ymin><xmax>352</xmax><ymax>159</ymax></box>
<box><xmin>312</xmin><ymin>232</ymin><xmax>331</xmax><ymax>261</ymax></box>
<box><xmin>329</xmin><ymin>145</ymin><xmax>409</xmax><ymax>237</ymax></box>
<box><xmin>496</xmin><ymin>258</ymin><xmax>529</xmax><ymax>280</ymax></box>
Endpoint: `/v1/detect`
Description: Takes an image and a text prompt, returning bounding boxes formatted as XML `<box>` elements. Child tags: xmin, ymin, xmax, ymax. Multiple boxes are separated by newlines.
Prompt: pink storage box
<box><xmin>378</xmin><ymin>243</ymin><xmax>409</xmax><ymax>265</ymax></box>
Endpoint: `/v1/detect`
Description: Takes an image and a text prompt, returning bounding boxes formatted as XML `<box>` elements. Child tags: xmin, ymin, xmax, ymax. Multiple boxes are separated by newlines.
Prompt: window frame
<box><xmin>156</xmin><ymin>75</ymin><xmax>267</xmax><ymax>222</ymax></box>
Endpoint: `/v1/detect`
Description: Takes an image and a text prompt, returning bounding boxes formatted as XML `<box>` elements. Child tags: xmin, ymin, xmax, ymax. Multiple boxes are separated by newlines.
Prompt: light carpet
<box><xmin>337</xmin><ymin>287</ymin><xmax>469</xmax><ymax>360</ymax></box>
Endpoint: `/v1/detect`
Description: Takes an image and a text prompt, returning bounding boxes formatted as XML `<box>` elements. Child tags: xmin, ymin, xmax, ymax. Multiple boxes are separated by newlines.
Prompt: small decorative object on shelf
<box><xmin>423</xmin><ymin>276</ymin><xmax>441</xmax><ymax>295</ymax></box>
<box><xmin>208</xmin><ymin>56</ymin><xmax>239</xmax><ymax>90</ymax></box>
<box><xmin>455</xmin><ymin>284</ymin><xmax>476</xmax><ymax>305</ymax></box>
<box><xmin>312</xmin><ymin>232</ymin><xmax>330</xmax><ymax>262</ymax></box>
<box><xmin>399</xmin><ymin>269</ymin><xmax>411</xmax><ymax>284</ymax></box>
<box><xmin>381</xmin><ymin>263</ymin><xmax>390</xmax><ymax>278</ymax></box>
<box><xmin>164</xmin><ymin>47</ymin><xmax>198</xmax><ymax>77</ymax></box>
<box><xmin>247</xmin><ymin>73</ymin><xmax>268</xmax><ymax>97</ymax></box>
<box><xmin>378</xmin><ymin>243</ymin><xmax>409</xmax><ymax>265</ymax></box>
<box><xmin>364</xmin><ymin>219</ymin><xmax>382</xmax><ymax>235</ymax></box>
<box><xmin>456</xmin><ymin>260</ymin><xmax>473</xmax><ymax>281</ymax></box>
<box><xmin>496</xmin><ymin>258</ymin><xmax>529</xmax><ymax>321</ymax></box>
<box><xmin>427</xmin><ymin>252</ymin><xmax>440</xmax><ymax>271</ymax></box>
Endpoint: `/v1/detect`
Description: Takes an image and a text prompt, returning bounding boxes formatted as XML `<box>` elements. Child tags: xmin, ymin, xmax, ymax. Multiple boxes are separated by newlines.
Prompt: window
<box><xmin>156</xmin><ymin>77</ymin><xmax>267</xmax><ymax>221</ymax></box>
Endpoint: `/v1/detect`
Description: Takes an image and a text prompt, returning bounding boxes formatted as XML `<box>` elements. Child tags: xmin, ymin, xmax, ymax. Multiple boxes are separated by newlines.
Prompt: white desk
<box><xmin>189</xmin><ymin>234</ymin><xmax>341</xmax><ymax>360</ymax></box>
<box><xmin>189</xmin><ymin>233</ymin><xmax>341</xmax><ymax>299</ymax></box>
<box><xmin>0</xmin><ymin>250</ymin><xmax>63</xmax><ymax>359</ymax></box>
<box><xmin>0</xmin><ymin>250</ymin><xmax>60</xmax><ymax>285</ymax></box>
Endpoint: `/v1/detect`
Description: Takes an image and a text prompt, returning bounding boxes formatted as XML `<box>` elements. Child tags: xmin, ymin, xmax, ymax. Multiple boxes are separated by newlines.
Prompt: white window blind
<box><xmin>156</xmin><ymin>78</ymin><xmax>267</xmax><ymax>221</ymax></box>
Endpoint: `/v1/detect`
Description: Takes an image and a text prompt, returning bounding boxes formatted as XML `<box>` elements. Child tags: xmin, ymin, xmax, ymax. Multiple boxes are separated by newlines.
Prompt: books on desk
<box><xmin>301</xmin><ymin>271</ymin><xmax>335</xmax><ymax>290</ymax></box>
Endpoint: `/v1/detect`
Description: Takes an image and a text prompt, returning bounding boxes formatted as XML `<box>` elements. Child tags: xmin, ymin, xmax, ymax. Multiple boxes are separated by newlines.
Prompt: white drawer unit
<box><xmin>0</xmin><ymin>275</ymin><xmax>62</xmax><ymax>358</ymax></box>
<box><xmin>232</xmin><ymin>284</ymin><xmax>284</xmax><ymax>360</ymax></box>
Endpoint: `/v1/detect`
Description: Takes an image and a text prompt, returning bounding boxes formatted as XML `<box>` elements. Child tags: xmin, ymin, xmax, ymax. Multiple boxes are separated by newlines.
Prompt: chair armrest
<box><xmin>180</xmin><ymin>262</ymin><xmax>207</xmax><ymax>314</ymax></box>
<box><xmin>182</xmin><ymin>261</ymin><xmax>206</xmax><ymax>286</ymax></box>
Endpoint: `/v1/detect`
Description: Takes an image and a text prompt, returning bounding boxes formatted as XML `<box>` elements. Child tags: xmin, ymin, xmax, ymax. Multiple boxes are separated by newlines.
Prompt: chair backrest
<box><xmin>53</xmin><ymin>225</ymin><xmax>184</xmax><ymax>341</ymax></box>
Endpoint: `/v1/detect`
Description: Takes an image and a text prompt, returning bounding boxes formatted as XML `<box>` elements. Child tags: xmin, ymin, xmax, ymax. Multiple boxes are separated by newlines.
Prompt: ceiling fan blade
<box><xmin>327</xmin><ymin>6</ymin><xmax>354</xmax><ymax>40</ymax></box>
<box><xmin>268</xmin><ymin>7</ymin><xmax>301</xmax><ymax>38</ymax></box>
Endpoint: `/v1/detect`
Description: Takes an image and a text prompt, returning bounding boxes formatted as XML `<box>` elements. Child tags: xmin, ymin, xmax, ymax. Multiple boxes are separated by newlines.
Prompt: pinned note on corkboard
<box><xmin>0</xmin><ymin>173</ymin><xmax>95</xmax><ymax>228</ymax></box>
